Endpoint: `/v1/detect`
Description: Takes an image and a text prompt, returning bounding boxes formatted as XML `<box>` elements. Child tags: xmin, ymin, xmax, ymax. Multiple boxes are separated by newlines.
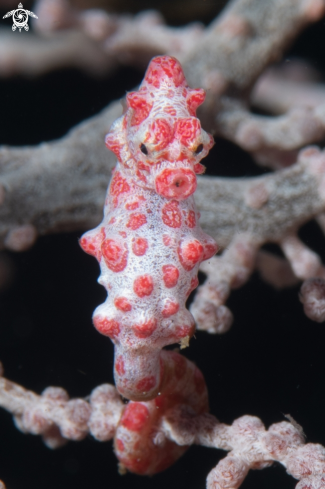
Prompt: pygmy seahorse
<box><xmin>80</xmin><ymin>56</ymin><xmax>217</xmax><ymax>404</ymax></box>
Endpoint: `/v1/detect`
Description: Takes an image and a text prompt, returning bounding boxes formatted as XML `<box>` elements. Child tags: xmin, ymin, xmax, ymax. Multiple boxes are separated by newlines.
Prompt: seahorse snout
<box><xmin>155</xmin><ymin>168</ymin><xmax>197</xmax><ymax>200</ymax></box>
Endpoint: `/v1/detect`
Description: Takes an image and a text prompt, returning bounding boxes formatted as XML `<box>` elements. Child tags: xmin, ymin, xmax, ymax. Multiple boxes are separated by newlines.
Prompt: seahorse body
<box><xmin>80</xmin><ymin>56</ymin><xmax>217</xmax><ymax>404</ymax></box>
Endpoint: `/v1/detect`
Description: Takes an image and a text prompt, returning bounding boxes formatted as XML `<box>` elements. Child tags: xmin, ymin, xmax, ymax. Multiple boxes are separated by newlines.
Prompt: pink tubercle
<box><xmin>162</xmin><ymin>264</ymin><xmax>179</xmax><ymax>288</ymax></box>
<box><xmin>203</xmin><ymin>240</ymin><xmax>219</xmax><ymax>260</ymax></box>
<box><xmin>133</xmin><ymin>318</ymin><xmax>157</xmax><ymax>338</ymax></box>
<box><xmin>136</xmin><ymin>376</ymin><xmax>157</xmax><ymax>393</ymax></box>
<box><xmin>126</xmin><ymin>92</ymin><xmax>153</xmax><ymax>126</ymax></box>
<box><xmin>114</xmin><ymin>296</ymin><xmax>132</xmax><ymax>312</ymax></box>
<box><xmin>132</xmin><ymin>237</ymin><xmax>148</xmax><ymax>256</ymax></box>
<box><xmin>120</xmin><ymin>403</ymin><xmax>150</xmax><ymax>432</ymax></box>
<box><xmin>79</xmin><ymin>227</ymin><xmax>105</xmax><ymax>261</ymax></box>
<box><xmin>93</xmin><ymin>316</ymin><xmax>120</xmax><ymax>338</ymax></box>
<box><xmin>101</xmin><ymin>238</ymin><xmax>128</xmax><ymax>273</ymax></box>
<box><xmin>155</xmin><ymin>168</ymin><xmax>197</xmax><ymax>200</ymax></box>
<box><xmin>115</xmin><ymin>355</ymin><xmax>126</xmax><ymax>375</ymax></box>
<box><xmin>109</xmin><ymin>171</ymin><xmax>130</xmax><ymax>207</ymax></box>
<box><xmin>143</xmin><ymin>56</ymin><xmax>186</xmax><ymax>89</ymax></box>
<box><xmin>133</xmin><ymin>275</ymin><xmax>154</xmax><ymax>298</ymax></box>
<box><xmin>145</xmin><ymin>118</ymin><xmax>174</xmax><ymax>150</ymax></box>
<box><xmin>161</xmin><ymin>200</ymin><xmax>182</xmax><ymax>227</ymax></box>
<box><xmin>175</xmin><ymin>117</ymin><xmax>201</xmax><ymax>146</ymax></box>
<box><xmin>178</xmin><ymin>239</ymin><xmax>204</xmax><ymax>271</ymax></box>
<box><xmin>187</xmin><ymin>88</ymin><xmax>206</xmax><ymax>116</ymax></box>
<box><xmin>161</xmin><ymin>299</ymin><xmax>179</xmax><ymax>317</ymax></box>
<box><xmin>126</xmin><ymin>213</ymin><xmax>147</xmax><ymax>230</ymax></box>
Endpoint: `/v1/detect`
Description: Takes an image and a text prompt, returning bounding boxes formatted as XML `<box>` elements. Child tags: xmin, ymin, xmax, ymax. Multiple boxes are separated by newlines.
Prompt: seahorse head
<box><xmin>105</xmin><ymin>56</ymin><xmax>214</xmax><ymax>200</ymax></box>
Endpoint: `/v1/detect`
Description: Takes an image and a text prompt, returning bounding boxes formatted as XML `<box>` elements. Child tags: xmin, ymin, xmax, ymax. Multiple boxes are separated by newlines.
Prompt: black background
<box><xmin>1</xmin><ymin>2</ymin><xmax>325</xmax><ymax>488</ymax></box>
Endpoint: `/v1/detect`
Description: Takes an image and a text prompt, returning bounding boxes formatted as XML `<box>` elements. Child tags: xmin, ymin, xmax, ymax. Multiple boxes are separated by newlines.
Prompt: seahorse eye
<box><xmin>140</xmin><ymin>143</ymin><xmax>148</xmax><ymax>155</ymax></box>
<box><xmin>194</xmin><ymin>144</ymin><xmax>204</xmax><ymax>154</ymax></box>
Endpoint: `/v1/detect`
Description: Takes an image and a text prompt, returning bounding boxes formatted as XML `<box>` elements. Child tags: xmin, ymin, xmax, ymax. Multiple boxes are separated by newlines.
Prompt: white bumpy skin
<box><xmin>80</xmin><ymin>55</ymin><xmax>217</xmax><ymax>401</ymax></box>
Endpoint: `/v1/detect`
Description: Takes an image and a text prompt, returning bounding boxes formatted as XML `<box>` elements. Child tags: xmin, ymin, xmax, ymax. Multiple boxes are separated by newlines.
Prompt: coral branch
<box><xmin>0</xmin><ymin>28</ymin><xmax>112</xmax><ymax>77</ymax></box>
<box><xmin>255</xmin><ymin>250</ymin><xmax>299</xmax><ymax>289</ymax></box>
<box><xmin>190</xmin><ymin>234</ymin><xmax>258</xmax><ymax>334</ymax></box>
<box><xmin>252</xmin><ymin>61</ymin><xmax>325</xmax><ymax>115</ymax></box>
<box><xmin>217</xmin><ymin>102</ymin><xmax>325</xmax><ymax>153</ymax></box>
<box><xmin>0</xmin><ymin>3</ymin><xmax>203</xmax><ymax>78</ymax></box>
<box><xmin>3</xmin><ymin>365</ymin><xmax>325</xmax><ymax>489</ymax></box>
<box><xmin>281</xmin><ymin>235</ymin><xmax>325</xmax><ymax>280</ymax></box>
<box><xmin>300</xmin><ymin>278</ymin><xmax>325</xmax><ymax>322</ymax></box>
<box><xmin>162</xmin><ymin>409</ymin><xmax>325</xmax><ymax>489</ymax></box>
<box><xmin>183</xmin><ymin>0</ymin><xmax>325</xmax><ymax>94</ymax></box>
<box><xmin>0</xmin><ymin>364</ymin><xmax>124</xmax><ymax>448</ymax></box>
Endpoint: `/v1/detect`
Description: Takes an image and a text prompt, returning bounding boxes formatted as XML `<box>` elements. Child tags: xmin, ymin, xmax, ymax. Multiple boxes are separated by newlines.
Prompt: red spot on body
<box><xmin>194</xmin><ymin>367</ymin><xmax>206</xmax><ymax>394</ymax></box>
<box><xmin>116</xmin><ymin>439</ymin><xmax>125</xmax><ymax>452</ymax></box>
<box><xmin>178</xmin><ymin>239</ymin><xmax>204</xmax><ymax>271</ymax></box>
<box><xmin>136</xmin><ymin>376</ymin><xmax>157</xmax><ymax>392</ymax></box>
<box><xmin>133</xmin><ymin>318</ymin><xmax>157</xmax><ymax>338</ymax></box>
<box><xmin>93</xmin><ymin>316</ymin><xmax>120</xmax><ymax>338</ymax></box>
<box><xmin>187</xmin><ymin>88</ymin><xmax>206</xmax><ymax>116</ymax></box>
<box><xmin>133</xmin><ymin>275</ymin><xmax>154</xmax><ymax>297</ymax></box>
<box><xmin>108</xmin><ymin>217</ymin><xmax>116</xmax><ymax>225</ymax></box>
<box><xmin>144</xmin><ymin>56</ymin><xmax>186</xmax><ymax>89</ymax></box>
<box><xmin>175</xmin><ymin>117</ymin><xmax>201</xmax><ymax>146</ymax></box>
<box><xmin>162</xmin><ymin>200</ymin><xmax>182</xmax><ymax>228</ymax></box>
<box><xmin>176</xmin><ymin>151</ymin><xmax>188</xmax><ymax>161</ymax></box>
<box><xmin>203</xmin><ymin>241</ymin><xmax>218</xmax><ymax>260</ymax></box>
<box><xmin>194</xmin><ymin>163</ymin><xmax>206</xmax><ymax>174</ymax></box>
<box><xmin>102</xmin><ymin>239</ymin><xmax>128</xmax><ymax>272</ymax></box>
<box><xmin>121</xmin><ymin>403</ymin><xmax>149</xmax><ymax>432</ymax></box>
<box><xmin>115</xmin><ymin>356</ymin><xmax>126</xmax><ymax>376</ymax></box>
<box><xmin>114</xmin><ymin>296</ymin><xmax>132</xmax><ymax>312</ymax></box>
<box><xmin>155</xmin><ymin>168</ymin><xmax>197</xmax><ymax>200</ymax></box>
<box><xmin>138</xmin><ymin>161</ymin><xmax>150</xmax><ymax>172</ymax></box>
<box><xmin>79</xmin><ymin>227</ymin><xmax>105</xmax><ymax>261</ymax></box>
<box><xmin>162</xmin><ymin>265</ymin><xmax>179</xmax><ymax>288</ymax></box>
<box><xmin>132</xmin><ymin>237</ymin><xmax>148</xmax><ymax>256</ymax></box>
<box><xmin>126</xmin><ymin>213</ymin><xmax>147</xmax><ymax>230</ymax></box>
<box><xmin>146</xmin><ymin>119</ymin><xmax>173</xmax><ymax>151</ymax></box>
<box><xmin>162</xmin><ymin>300</ymin><xmax>179</xmax><ymax>317</ymax></box>
<box><xmin>145</xmin><ymin>67</ymin><xmax>160</xmax><ymax>88</ymax></box>
<box><xmin>126</xmin><ymin>201</ymin><xmax>139</xmax><ymax>210</ymax></box>
<box><xmin>105</xmin><ymin>134</ymin><xmax>123</xmax><ymax>160</ymax></box>
<box><xmin>119</xmin><ymin>231</ymin><xmax>127</xmax><ymax>238</ymax></box>
<box><xmin>109</xmin><ymin>172</ymin><xmax>130</xmax><ymax>207</ymax></box>
<box><xmin>187</xmin><ymin>276</ymin><xmax>199</xmax><ymax>296</ymax></box>
<box><xmin>161</xmin><ymin>56</ymin><xmax>185</xmax><ymax>87</ymax></box>
<box><xmin>186</xmin><ymin>210</ymin><xmax>196</xmax><ymax>228</ymax></box>
<box><xmin>126</xmin><ymin>92</ymin><xmax>153</xmax><ymax>126</ymax></box>
<box><xmin>136</xmin><ymin>170</ymin><xmax>147</xmax><ymax>184</ymax></box>
<box><xmin>175</xmin><ymin>324</ymin><xmax>194</xmax><ymax>338</ymax></box>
